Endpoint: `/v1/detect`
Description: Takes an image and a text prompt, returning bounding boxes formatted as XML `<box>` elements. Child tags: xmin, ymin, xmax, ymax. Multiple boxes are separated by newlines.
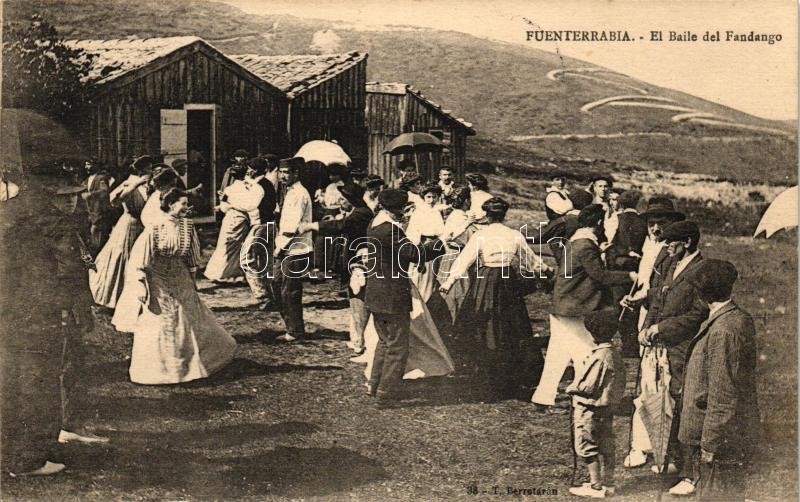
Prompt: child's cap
<box><xmin>584</xmin><ymin>309</ymin><xmax>618</xmax><ymax>342</ymax></box>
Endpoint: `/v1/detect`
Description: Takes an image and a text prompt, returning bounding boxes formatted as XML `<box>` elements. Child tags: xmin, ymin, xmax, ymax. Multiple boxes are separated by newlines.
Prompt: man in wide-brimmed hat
<box><xmin>621</xmin><ymin>196</ymin><xmax>688</xmax><ymax>469</ymax></box>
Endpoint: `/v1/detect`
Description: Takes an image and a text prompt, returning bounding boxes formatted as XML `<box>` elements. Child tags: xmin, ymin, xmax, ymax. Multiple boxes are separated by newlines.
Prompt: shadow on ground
<box><xmin>56</xmin><ymin>442</ymin><xmax>385</xmax><ymax>499</ymax></box>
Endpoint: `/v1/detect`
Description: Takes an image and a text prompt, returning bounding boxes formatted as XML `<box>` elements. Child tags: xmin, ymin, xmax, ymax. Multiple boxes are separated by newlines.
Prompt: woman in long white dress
<box><xmin>112</xmin><ymin>168</ymin><xmax>179</xmax><ymax>332</ymax></box>
<box><xmin>203</xmin><ymin>178</ymin><xmax>260</xmax><ymax>281</ymax></box>
<box><xmin>128</xmin><ymin>188</ymin><xmax>236</xmax><ymax>385</ymax></box>
<box><xmin>88</xmin><ymin>162</ymin><xmax>150</xmax><ymax>308</ymax></box>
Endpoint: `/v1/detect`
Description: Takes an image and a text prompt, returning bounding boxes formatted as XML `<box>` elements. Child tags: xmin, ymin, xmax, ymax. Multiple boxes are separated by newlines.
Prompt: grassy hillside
<box><xmin>4</xmin><ymin>0</ymin><xmax>797</xmax><ymax>184</ymax></box>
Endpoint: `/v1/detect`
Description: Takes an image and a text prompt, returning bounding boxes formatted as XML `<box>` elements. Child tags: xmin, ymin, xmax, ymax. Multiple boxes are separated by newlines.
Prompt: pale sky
<box><xmin>223</xmin><ymin>0</ymin><xmax>797</xmax><ymax>121</ymax></box>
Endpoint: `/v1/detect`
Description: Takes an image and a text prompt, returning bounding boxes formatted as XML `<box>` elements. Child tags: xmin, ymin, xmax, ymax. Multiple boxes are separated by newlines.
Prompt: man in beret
<box><xmin>365</xmin><ymin>189</ymin><xmax>442</xmax><ymax>407</ymax></box>
<box><xmin>668</xmin><ymin>260</ymin><xmax>758</xmax><ymax>499</ymax></box>
<box><xmin>532</xmin><ymin>204</ymin><xmax>635</xmax><ymax>412</ymax></box>
<box><xmin>636</xmin><ymin>220</ymin><xmax>708</xmax><ymax>475</ymax></box>
<box><xmin>272</xmin><ymin>157</ymin><xmax>313</xmax><ymax>342</ymax></box>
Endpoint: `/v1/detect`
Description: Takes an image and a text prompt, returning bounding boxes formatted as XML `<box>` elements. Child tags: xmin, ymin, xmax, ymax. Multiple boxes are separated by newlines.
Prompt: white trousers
<box><xmin>531</xmin><ymin>314</ymin><xmax>595</xmax><ymax>406</ymax></box>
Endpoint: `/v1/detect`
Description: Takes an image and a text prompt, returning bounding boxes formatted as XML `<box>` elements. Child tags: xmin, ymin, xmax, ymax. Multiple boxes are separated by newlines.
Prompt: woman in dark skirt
<box><xmin>439</xmin><ymin>197</ymin><xmax>552</xmax><ymax>400</ymax></box>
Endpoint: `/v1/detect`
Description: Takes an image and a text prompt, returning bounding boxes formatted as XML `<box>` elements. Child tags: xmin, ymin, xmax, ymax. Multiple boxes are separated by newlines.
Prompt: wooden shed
<box><xmin>365</xmin><ymin>82</ymin><xmax>476</xmax><ymax>184</ymax></box>
<box><xmin>231</xmin><ymin>52</ymin><xmax>368</xmax><ymax>163</ymax></box>
<box><xmin>66</xmin><ymin>36</ymin><xmax>289</xmax><ymax>215</ymax></box>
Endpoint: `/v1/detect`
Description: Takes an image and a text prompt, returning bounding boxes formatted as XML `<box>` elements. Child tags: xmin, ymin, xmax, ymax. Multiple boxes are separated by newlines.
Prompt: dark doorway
<box><xmin>187</xmin><ymin>110</ymin><xmax>213</xmax><ymax>216</ymax></box>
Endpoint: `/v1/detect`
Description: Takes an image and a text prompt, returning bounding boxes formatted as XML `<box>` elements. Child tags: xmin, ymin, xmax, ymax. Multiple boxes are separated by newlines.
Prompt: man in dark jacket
<box><xmin>639</xmin><ymin>220</ymin><xmax>708</xmax><ymax>474</ymax></box>
<box><xmin>0</xmin><ymin>168</ymin><xmax>94</xmax><ymax>476</ymax></box>
<box><xmin>605</xmin><ymin>190</ymin><xmax>648</xmax><ymax>352</ymax></box>
<box><xmin>668</xmin><ymin>260</ymin><xmax>758</xmax><ymax>499</ymax></box>
<box><xmin>364</xmin><ymin>189</ymin><xmax>441</xmax><ymax>407</ymax></box>
<box><xmin>531</xmin><ymin>204</ymin><xmax>635</xmax><ymax>411</ymax></box>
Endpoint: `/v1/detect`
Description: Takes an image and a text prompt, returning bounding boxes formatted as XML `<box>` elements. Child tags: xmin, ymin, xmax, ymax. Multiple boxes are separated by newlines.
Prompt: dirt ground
<box><xmin>2</xmin><ymin>231</ymin><xmax>797</xmax><ymax>501</ymax></box>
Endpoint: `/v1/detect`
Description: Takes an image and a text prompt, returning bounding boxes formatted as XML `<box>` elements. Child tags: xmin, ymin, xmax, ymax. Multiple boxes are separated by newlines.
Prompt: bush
<box><xmin>2</xmin><ymin>14</ymin><xmax>94</xmax><ymax>119</ymax></box>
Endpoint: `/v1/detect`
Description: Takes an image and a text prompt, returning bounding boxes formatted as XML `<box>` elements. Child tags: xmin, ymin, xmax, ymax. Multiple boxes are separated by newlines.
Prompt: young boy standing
<box><xmin>567</xmin><ymin>309</ymin><xmax>627</xmax><ymax>498</ymax></box>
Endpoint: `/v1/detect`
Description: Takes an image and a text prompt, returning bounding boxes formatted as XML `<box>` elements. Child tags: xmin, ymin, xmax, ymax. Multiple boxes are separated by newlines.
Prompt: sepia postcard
<box><xmin>0</xmin><ymin>0</ymin><xmax>797</xmax><ymax>500</ymax></box>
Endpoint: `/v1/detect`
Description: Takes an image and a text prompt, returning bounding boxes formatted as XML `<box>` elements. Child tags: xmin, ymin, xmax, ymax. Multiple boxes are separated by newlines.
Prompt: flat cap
<box><xmin>378</xmin><ymin>188</ymin><xmax>409</xmax><ymax>210</ymax></box>
<box><xmin>688</xmin><ymin>259</ymin><xmax>738</xmax><ymax>300</ymax></box>
<box><xmin>584</xmin><ymin>309</ymin><xmax>619</xmax><ymax>342</ymax></box>
<box><xmin>233</xmin><ymin>149</ymin><xmax>249</xmax><ymax>158</ymax></box>
<box><xmin>661</xmin><ymin>220</ymin><xmax>700</xmax><ymax>243</ymax></box>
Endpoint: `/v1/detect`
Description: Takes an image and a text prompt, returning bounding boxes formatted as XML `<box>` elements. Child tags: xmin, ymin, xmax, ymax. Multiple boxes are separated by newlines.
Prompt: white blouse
<box><xmin>442</xmin><ymin>223</ymin><xmax>547</xmax><ymax>288</ymax></box>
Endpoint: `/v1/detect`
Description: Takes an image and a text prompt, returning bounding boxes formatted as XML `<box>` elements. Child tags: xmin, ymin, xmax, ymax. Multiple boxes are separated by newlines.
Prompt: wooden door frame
<box><xmin>184</xmin><ymin>104</ymin><xmax>221</xmax><ymax>211</ymax></box>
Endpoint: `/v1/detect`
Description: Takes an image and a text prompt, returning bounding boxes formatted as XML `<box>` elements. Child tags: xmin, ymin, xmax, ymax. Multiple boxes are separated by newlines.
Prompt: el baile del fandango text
<box><xmin>526</xmin><ymin>29</ymin><xmax>781</xmax><ymax>44</ymax></box>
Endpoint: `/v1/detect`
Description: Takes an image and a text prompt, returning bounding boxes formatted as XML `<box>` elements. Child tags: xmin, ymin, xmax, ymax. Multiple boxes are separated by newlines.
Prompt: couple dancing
<box><xmin>359</xmin><ymin>189</ymin><xmax>549</xmax><ymax>406</ymax></box>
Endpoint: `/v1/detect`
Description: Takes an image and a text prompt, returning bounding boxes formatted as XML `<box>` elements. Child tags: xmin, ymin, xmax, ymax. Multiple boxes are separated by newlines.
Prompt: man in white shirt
<box><xmin>272</xmin><ymin>157</ymin><xmax>313</xmax><ymax>342</ymax></box>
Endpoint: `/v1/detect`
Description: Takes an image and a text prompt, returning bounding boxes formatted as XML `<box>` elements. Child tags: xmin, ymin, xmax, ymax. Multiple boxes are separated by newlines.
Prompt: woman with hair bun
<box><xmin>126</xmin><ymin>188</ymin><xmax>236</xmax><ymax>384</ymax></box>
<box><xmin>440</xmin><ymin>196</ymin><xmax>551</xmax><ymax>400</ymax></box>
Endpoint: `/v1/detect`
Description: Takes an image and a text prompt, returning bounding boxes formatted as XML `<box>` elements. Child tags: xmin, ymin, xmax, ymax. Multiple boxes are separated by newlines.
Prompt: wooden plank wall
<box><xmin>290</xmin><ymin>59</ymin><xmax>367</xmax><ymax>162</ymax></box>
<box><xmin>366</xmin><ymin>90</ymin><xmax>470</xmax><ymax>184</ymax></box>
<box><xmin>88</xmin><ymin>45</ymin><xmax>289</xmax><ymax>170</ymax></box>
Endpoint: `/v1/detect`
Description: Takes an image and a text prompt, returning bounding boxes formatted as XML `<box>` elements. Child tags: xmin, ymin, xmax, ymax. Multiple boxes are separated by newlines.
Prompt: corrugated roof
<box><xmin>231</xmin><ymin>52</ymin><xmax>367</xmax><ymax>99</ymax></box>
<box><xmin>65</xmin><ymin>36</ymin><xmax>203</xmax><ymax>85</ymax></box>
<box><xmin>366</xmin><ymin>81</ymin><xmax>475</xmax><ymax>134</ymax></box>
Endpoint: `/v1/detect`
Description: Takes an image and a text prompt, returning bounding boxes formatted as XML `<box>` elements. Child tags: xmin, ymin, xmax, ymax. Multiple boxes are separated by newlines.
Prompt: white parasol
<box><xmin>295</xmin><ymin>140</ymin><xmax>351</xmax><ymax>166</ymax></box>
<box><xmin>754</xmin><ymin>185</ymin><xmax>798</xmax><ymax>238</ymax></box>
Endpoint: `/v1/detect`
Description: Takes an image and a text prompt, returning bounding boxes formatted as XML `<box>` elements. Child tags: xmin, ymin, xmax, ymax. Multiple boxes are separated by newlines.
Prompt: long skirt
<box><xmin>436</xmin><ymin>244</ymin><xmax>473</xmax><ymax>324</ymax></box>
<box><xmin>204</xmin><ymin>209</ymin><xmax>249</xmax><ymax>281</ymax></box>
<box><xmin>455</xmin><ymin>266</ymin><xmax>544</xmax><ymax>396</ymax></box>
<box><xmin>89</xmin><ymin>212</ymin><xmax>143</xmax><ymax>308</ymax></box>
<box><xmin>130</xmin><ymin>256</ymin><xmax>236</xmax><ymax>385</ymax></box>
<box><xmin>357</xmin><ymin>283</ymin><xmax>455</xmax><ymax>380</ymax></box>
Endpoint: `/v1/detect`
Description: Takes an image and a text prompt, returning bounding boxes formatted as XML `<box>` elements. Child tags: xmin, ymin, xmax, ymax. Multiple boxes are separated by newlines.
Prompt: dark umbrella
<box><xmin>384</xmin><ymin>132</ymin><xmax>443</xmax><ymax>155</ymax></box>
<box><xmin>385</xmin><ymin>132</ymin><xmax>443</xmax><ymax>181</ymax></box>
<box><xmin>1</xmin><ymin>108</ymin><xmax>89</xmax><ymax>174</ymax></box>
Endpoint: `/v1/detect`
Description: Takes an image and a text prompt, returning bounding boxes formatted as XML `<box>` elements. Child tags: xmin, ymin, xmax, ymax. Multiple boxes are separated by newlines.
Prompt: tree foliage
<box><xmin>2</xmin><ymin>14</ymin><xmax>94</xmax><ymax>119</ymax></box>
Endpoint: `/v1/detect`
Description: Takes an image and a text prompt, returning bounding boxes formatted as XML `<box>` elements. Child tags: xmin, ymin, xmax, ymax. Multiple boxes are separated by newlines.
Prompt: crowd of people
<box><xmin>0</xmin><ymin>151</ymin><xmax>759</xmax><ymax>501</ymax></box>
